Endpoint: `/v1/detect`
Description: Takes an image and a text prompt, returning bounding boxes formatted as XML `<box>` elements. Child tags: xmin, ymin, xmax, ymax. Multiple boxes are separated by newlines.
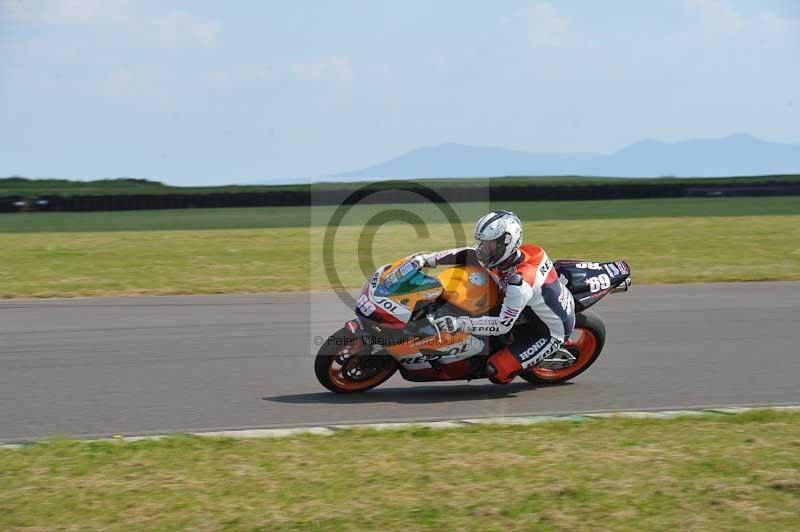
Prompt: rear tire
<box><xmin>314</xmin><ymin>328</ymin><xmax>398</xmax><ymax>393</ymax></box>
<box><xmin>519</xmin><ymin>311</ymin><xmax>606</xmax><ymax>385</ymax></box>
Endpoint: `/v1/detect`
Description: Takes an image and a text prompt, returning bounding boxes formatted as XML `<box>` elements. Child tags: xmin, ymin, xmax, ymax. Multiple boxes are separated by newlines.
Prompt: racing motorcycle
<box><xmin>315</xmin><ymin>254</ymin><xmax>631</xmax><ymax>393</ymax></box>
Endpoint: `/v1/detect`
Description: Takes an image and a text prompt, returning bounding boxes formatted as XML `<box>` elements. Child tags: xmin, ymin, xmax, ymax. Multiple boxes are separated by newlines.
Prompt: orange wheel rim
<box><xmin>327</xmin><ymin>340</ymin><xmax>393</xmax><ymax>391</ymax></box>
<box><xmin>528</xmin><ymin>328</ymin><xmax>597</xmax><ymax>381</ymax></box>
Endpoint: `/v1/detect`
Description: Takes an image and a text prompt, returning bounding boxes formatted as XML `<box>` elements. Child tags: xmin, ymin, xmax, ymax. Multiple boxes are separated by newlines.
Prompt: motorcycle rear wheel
<box><xmin>314</xmin><ymin>328</ymin><xmax>398</xmax><ymax>393</ymax></box>
<box><xmin>519</xmin><ymin>311</ymin><xmax>606</xmax><ymax>385</ymax></box>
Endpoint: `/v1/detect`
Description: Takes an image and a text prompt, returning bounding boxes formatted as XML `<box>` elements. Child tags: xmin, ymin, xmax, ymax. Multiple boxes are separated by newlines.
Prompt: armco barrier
<box><xmin>1</xmin><ymin>182</ymin><xmax>798</xmax><ymax>212</ymax></box>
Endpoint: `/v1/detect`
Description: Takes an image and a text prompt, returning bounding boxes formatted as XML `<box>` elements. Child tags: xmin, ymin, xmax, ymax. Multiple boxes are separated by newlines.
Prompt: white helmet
<box><xmin>474</xmin><ymin>210</ymin><xmax>523</xmax><ymax>268</ymax></box>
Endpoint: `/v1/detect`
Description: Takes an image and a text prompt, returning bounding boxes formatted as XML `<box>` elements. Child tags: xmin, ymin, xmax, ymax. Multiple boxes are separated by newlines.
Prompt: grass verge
<box><xmin>1</xmin><ymin>214</ymin><xmax>798</xmax><ymax>297</ymax></box>
<box><xmin>2</xmin><ymin>411</ymin><xmax>799</xmax><ymax>530</ymax></box>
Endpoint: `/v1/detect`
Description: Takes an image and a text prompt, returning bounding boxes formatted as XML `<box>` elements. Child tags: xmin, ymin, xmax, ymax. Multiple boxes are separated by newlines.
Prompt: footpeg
<box><xmin>535</xmin><ymin>349</ymin><xmax>576</xmax><ymax>370</ymax></box>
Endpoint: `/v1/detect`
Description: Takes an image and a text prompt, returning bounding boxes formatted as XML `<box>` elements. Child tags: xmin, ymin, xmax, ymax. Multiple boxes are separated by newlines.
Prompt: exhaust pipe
<box><xmin>612</xmin><ymin>277</ymin><xmax>632</xmax><ymax>293</ymax></box>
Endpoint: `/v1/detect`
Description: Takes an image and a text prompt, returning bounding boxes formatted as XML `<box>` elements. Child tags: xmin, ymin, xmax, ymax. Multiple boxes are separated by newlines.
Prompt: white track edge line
<box><xmin>3</xmin><ymin>405</ymin><xmax>800</xmax><ymax>448</ymax></box>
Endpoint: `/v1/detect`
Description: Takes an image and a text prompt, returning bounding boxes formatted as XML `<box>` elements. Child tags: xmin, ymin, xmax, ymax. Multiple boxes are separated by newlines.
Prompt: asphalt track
<box><xmin>1</xmin><ymin>282</ymin><xmax>798</xmax><ymax>442</ymax></box>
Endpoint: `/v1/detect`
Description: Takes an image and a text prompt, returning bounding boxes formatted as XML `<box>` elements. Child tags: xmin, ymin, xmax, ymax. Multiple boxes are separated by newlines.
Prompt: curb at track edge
<box><xmin>3</xmin><ymin>405</ymin><xmax>800</xmax><ymax>449</ymax></box>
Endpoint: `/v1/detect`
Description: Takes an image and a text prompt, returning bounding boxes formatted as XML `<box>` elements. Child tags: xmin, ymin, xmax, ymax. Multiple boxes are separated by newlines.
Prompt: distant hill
<box><xmin>330</xmin><ymin>134</ymin><xmax>800</xmax><ymax>179</ymax></box>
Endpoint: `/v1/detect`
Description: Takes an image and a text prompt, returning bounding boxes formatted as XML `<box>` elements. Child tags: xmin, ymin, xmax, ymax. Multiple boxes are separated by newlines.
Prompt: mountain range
<box><xmin>328</xmin><ymin>134</ymin><xmax>800</xmax><ymax>179</ymax></box>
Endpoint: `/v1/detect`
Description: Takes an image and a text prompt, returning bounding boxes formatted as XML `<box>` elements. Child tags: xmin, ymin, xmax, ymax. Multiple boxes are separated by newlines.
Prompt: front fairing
<box><xmin>355</xmin><ymin>258</ymin><xmax>443</xmax><ymax>329</ymax></box>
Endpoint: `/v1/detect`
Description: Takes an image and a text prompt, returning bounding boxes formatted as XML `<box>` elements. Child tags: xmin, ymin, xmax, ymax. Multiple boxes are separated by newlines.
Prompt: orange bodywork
<box><xmin>436</xmin><ymin>265</ymin><xmax>500</xmax><ymax>317</ymax></box>
<box><xmin>378</xmin><ymin>257</ymin><xmax>411</xmax><ymax>283</ymax></box>
<box><xmin>374</xmin><ymin>260</ymin><xmax>499</xmax><ymax>360</ymax></box>
<box><xmin>384</xmin><ymin>330</ymin><xmax>472</xmax><ymax>356</ymax></box>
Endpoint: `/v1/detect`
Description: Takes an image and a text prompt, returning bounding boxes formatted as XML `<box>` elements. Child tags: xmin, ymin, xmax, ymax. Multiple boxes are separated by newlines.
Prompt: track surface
<box><xmin>1</xmin><ymin>282</ymin><xmax>798</xmax><ymax>441</ymax></box>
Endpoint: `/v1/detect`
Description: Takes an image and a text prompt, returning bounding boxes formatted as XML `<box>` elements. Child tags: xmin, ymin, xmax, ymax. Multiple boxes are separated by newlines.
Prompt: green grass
<box><xmin>2</xmin><ymin>411</ymin><xmax>799</xmax><ymax>530</ymax></box>
<box><xmin>1</xmin><ymin>197</ymin><xmax>798</xmax><ymax>233</ymax></box>
<box><xmin>3</xmin><ymin>174</ymin><xmax>800</xmax><ymax>197</ymax></box>
<box><xmin>1</xmin><ymin>197</ymin><xmax>797</xmax><ymax>297</ymax></box>
<box><xmin>1</xmin><ymin>213</ymin><xmax>798</xmax><ymax>297</ymax></box>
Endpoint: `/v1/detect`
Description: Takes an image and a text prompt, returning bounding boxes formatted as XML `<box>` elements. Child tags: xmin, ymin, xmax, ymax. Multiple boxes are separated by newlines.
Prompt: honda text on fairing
<box><xmin>314</xmin><ymin>252</ymin><xmax>631</xmax><ymax>393</ymax></box>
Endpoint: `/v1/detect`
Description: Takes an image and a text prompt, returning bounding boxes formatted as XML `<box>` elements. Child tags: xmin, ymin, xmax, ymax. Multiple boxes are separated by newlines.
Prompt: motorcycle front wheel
<box><xmin>314</xmin><ymin>328</ymin><xmax>398</xmax><ymax>393</ymax></box>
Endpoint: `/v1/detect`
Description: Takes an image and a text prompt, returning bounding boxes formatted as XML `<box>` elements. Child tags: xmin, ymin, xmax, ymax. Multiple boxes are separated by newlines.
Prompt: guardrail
<box><xmin>1</xmin><ymin>183</ymin><xmax>799</xmax><ymax>212</ymax></box>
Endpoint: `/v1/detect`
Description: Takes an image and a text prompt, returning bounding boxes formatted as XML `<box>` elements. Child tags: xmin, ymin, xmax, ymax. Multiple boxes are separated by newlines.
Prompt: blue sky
<box><xmin>1</xmin><ymin>0</ymin><xmax>798</xmax><ymax>185</ymax></box>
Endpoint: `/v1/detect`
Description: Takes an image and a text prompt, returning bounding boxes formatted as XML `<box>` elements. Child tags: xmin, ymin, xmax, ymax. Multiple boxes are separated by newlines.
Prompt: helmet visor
<box><xmin>475</xmin><ymin>237</ymin><xmax>505</xmax><ymax>267</ymax></box>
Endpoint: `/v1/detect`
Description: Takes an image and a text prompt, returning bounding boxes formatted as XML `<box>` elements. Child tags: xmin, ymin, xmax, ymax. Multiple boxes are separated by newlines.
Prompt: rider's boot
<box><xmin>486</xmin><ymin>347</ymin><xmax>523</xmax><ymax>384</ymax></box>
<box><xmin>535</xmin><ymin>348</ymin><xmax>576</xmax><ymax>370</ymax></box>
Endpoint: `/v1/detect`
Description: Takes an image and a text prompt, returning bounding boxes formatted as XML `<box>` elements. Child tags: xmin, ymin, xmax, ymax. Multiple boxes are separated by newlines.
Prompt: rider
<box><xmin>410</xmin><ymin>210</ymin><xmax>575</xmax><ymax>383</ymax></box>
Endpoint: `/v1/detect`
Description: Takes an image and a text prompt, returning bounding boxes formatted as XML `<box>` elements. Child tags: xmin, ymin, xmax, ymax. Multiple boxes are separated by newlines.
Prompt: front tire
<box><xmin>314</xmin><ymin>329</ymin><xmax>398</xmax><ymax>393</ymax></box>
<box><xmin>519</xmin><ymin>311</ymin><xmax>606</xmax><ymax>385</ymax></box>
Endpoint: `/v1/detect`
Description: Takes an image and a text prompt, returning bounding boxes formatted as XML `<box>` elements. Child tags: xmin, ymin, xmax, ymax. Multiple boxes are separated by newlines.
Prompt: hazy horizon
<box><xmin>2</xmin><ymin>1</ymin><xmax>799</xmax><ymax>185</ymax></box>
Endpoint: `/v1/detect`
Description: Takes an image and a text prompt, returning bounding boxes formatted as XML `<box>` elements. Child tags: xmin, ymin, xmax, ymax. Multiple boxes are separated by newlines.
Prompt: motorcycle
<box><xmin>315</xmin><ymin>254</ymin><xmax>631</xmax><ymax>393</ymax></box>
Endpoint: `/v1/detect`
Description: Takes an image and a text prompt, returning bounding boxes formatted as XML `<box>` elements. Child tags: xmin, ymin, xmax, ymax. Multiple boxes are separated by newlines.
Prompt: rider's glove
<box><xmin>434</xmin><ymin>315</ymin><xmax>473</xmax><ymax>334</ymax></box>
<box><xmin>409</xmin><ymin>252</ymin><xmax>437</xmax><ymax>270</ymax></box>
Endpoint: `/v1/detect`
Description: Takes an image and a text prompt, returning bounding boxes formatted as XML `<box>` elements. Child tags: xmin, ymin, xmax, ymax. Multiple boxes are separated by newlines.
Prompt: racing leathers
<box><xmin>420</xmin><ymin>244</ymin><xmax>575</xmax><ymax>383</ymax></box>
